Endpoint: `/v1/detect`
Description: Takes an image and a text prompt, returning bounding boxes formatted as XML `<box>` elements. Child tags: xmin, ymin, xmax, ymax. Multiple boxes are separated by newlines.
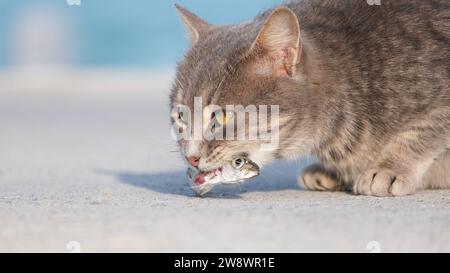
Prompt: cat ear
<box><xmin>175</xmin><ymin>4</ymin><xmax>211</xmax><ymax>46</ymax></box>
<box><xmin>250</xmin><ymin>7</ymin><xmax>302</xmax><ymax>77</ymax></box>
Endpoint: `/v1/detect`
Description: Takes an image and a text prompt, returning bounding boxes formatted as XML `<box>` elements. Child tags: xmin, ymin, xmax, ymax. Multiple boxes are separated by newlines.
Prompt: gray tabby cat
<box><xmin>170</xmin><ymin>0</ymin><xmax>450</xmax><ymax>196</ymax></box>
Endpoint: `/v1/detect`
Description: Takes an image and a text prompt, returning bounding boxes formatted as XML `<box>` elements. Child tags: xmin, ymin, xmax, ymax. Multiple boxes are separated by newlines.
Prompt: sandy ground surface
<box><xmin>1</xmin><ymin>71</ymin><xmax>450</xmax><ymax>253</ymax></box>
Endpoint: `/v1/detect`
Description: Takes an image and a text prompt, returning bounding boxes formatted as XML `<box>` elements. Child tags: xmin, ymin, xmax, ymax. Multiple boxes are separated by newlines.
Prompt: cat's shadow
<box><xmin>100</xmin><ymin>160</ymin><xmax>311</xmax><ymax>198</ymax></box>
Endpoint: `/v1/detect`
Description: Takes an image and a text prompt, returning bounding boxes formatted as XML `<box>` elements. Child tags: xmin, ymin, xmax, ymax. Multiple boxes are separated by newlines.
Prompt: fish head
<box><xmin>187</xmin><ymin>157</ymin><xmax>260</xmax><ymax>196</ymax></box>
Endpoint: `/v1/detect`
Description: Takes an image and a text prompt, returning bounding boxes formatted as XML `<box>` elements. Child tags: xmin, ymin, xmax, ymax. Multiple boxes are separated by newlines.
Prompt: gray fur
<box><xmin>171</xmin><ymin>0</ymin><xmax>450</xmax><ymax>196</ymax></box>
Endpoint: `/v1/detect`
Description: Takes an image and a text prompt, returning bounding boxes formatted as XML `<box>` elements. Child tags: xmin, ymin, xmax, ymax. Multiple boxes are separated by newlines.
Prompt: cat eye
<box><xmin>213</xmin><ymin>111</ymin><xmax>224</xmax><ymax>127</ymax></box>
<box><xmin>212</xmin><ymin>110</ymin><xmax>233</xmax><ymax>128</ymax></box>
<box><xmin>178</xmin><ymin>110</ymin><xmax>189</xmax><ymax>124</ymax></box>
<box><xmin>231</xmin><ymin>158</ymin><xmax>245</xmax><ymax>169</ymax></box>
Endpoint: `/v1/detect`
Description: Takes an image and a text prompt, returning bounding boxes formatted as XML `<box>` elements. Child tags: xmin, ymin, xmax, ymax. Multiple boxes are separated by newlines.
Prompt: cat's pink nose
<box><xmin>186</xmin><ymin>156</ymin><xmax>200</xmax><ymax>167</ymax></box>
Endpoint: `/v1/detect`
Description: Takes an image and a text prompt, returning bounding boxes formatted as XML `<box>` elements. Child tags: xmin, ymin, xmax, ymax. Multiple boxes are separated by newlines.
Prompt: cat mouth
<box><xmin>188</xmin><ymin>168</ymin><xmax>223</xmax><ymax>185</ymax></box>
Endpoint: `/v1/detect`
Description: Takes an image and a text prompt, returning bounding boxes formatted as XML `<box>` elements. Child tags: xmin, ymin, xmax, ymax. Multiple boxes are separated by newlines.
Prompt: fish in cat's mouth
<box><xmin>188</xmin><ymin>167</ymin><xmax>223</xmax><ymax>185</ymax></box>
<box><xmin>186</xmin><ymin>158</ymin><xmax>260</xmax><ymax>196</ymax></box>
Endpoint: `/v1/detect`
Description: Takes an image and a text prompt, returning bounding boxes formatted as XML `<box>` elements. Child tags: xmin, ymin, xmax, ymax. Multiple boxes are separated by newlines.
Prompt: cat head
<box><xmin>171</xmin><ymin>4</ymin><xmax>313</xmax><ymax>172</ymax></box>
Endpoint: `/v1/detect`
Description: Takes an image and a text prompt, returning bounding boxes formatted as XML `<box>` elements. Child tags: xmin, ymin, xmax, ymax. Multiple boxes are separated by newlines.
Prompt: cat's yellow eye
<box><xmin>213</xmin><ymin>111</ymin><xmax>233</xmax><ymax>127</ymax></box>
<box><xmin>214</xmin><ymin>111</ymin><xmax>225</xmax><ymax>127</ymax></box>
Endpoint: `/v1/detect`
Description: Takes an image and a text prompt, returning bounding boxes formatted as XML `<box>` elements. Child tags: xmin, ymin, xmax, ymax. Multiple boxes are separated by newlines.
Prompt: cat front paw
<box><xmin>353</xmin><ymin>168</ymin><xmax>416</xmax><ymax>197</ymax></box>
<box><xmin>299</xmin><ymin>164</ymin><xmax>342</xmax><ymax>192</ymax></box>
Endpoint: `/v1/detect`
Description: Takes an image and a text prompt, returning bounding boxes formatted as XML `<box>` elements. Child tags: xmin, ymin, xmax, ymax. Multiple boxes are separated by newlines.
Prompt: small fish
<box><xmin>187</xmin><ymin>158</ymin><xmax>260</xmax><ymax>196</ymax></box>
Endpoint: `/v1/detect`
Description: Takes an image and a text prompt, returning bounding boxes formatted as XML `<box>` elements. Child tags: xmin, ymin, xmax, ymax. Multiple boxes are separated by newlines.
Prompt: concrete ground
<box><xmin>0</xmin><ymin>70</ymin><xmax>449</xmax><ymax>253</ymax></box>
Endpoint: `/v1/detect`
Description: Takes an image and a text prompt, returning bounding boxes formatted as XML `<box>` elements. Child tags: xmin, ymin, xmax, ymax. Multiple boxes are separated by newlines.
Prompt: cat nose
<box><xmin>186</xmin><ymin>156</ymin><xmax>200</xmax><ymax>167</ymax></box>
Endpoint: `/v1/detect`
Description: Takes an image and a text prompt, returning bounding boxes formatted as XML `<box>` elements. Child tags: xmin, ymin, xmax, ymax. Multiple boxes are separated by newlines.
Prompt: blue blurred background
<box><xmin>0</xmin><ymin>0</ymin><xmax>282</xmax><ymax>70</ymax></box>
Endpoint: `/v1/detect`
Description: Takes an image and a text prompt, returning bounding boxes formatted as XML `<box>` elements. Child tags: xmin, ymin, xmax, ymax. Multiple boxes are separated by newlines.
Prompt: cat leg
<box><xmin>299</xmin><ymin>164</ymin><xmax>344</xmax><ymax>191</ymax></box>
<box><xmin>353</xmin><ymin>167</ymin><xmax>424</xmax><ymax>197</ymax></box>
<box><xmin>353</xmin><ymin>147</ymin><xmax>445</xmax><ymax>197</ymax></box>
<box><xmin>422</xmin><ymin>149</ymin><xmax>450</xmax><ymax>190</ymax></box>
<box><xmin>353</xmin><ymin>111</ymin><xmax>450</xmax><ymax>197</ymax></box>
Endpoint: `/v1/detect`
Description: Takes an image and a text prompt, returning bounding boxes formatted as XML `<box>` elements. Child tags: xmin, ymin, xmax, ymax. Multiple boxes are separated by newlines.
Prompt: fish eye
<box><xmin>231</xmin><ymin>158</ymin><xmax>245</xmax><ymax>169</ymax></box>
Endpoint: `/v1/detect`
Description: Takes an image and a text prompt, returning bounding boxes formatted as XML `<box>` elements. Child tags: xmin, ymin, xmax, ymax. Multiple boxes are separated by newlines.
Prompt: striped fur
<box><xmin>171</xmin><ymin>0</ymin><xmax>450</xmax><ymax>196</ymax></box>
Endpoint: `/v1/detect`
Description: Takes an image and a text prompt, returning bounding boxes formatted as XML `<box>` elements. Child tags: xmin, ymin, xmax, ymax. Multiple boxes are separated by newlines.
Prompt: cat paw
<box><xmin>353</xmin><ymin>169</ymin><xmax>416</xmax><ymax>197</ymax></box>
<box><xmin>299</xmin><ymin>164</ymin><xmax>342</xmax><ymax>191</ymax></box>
